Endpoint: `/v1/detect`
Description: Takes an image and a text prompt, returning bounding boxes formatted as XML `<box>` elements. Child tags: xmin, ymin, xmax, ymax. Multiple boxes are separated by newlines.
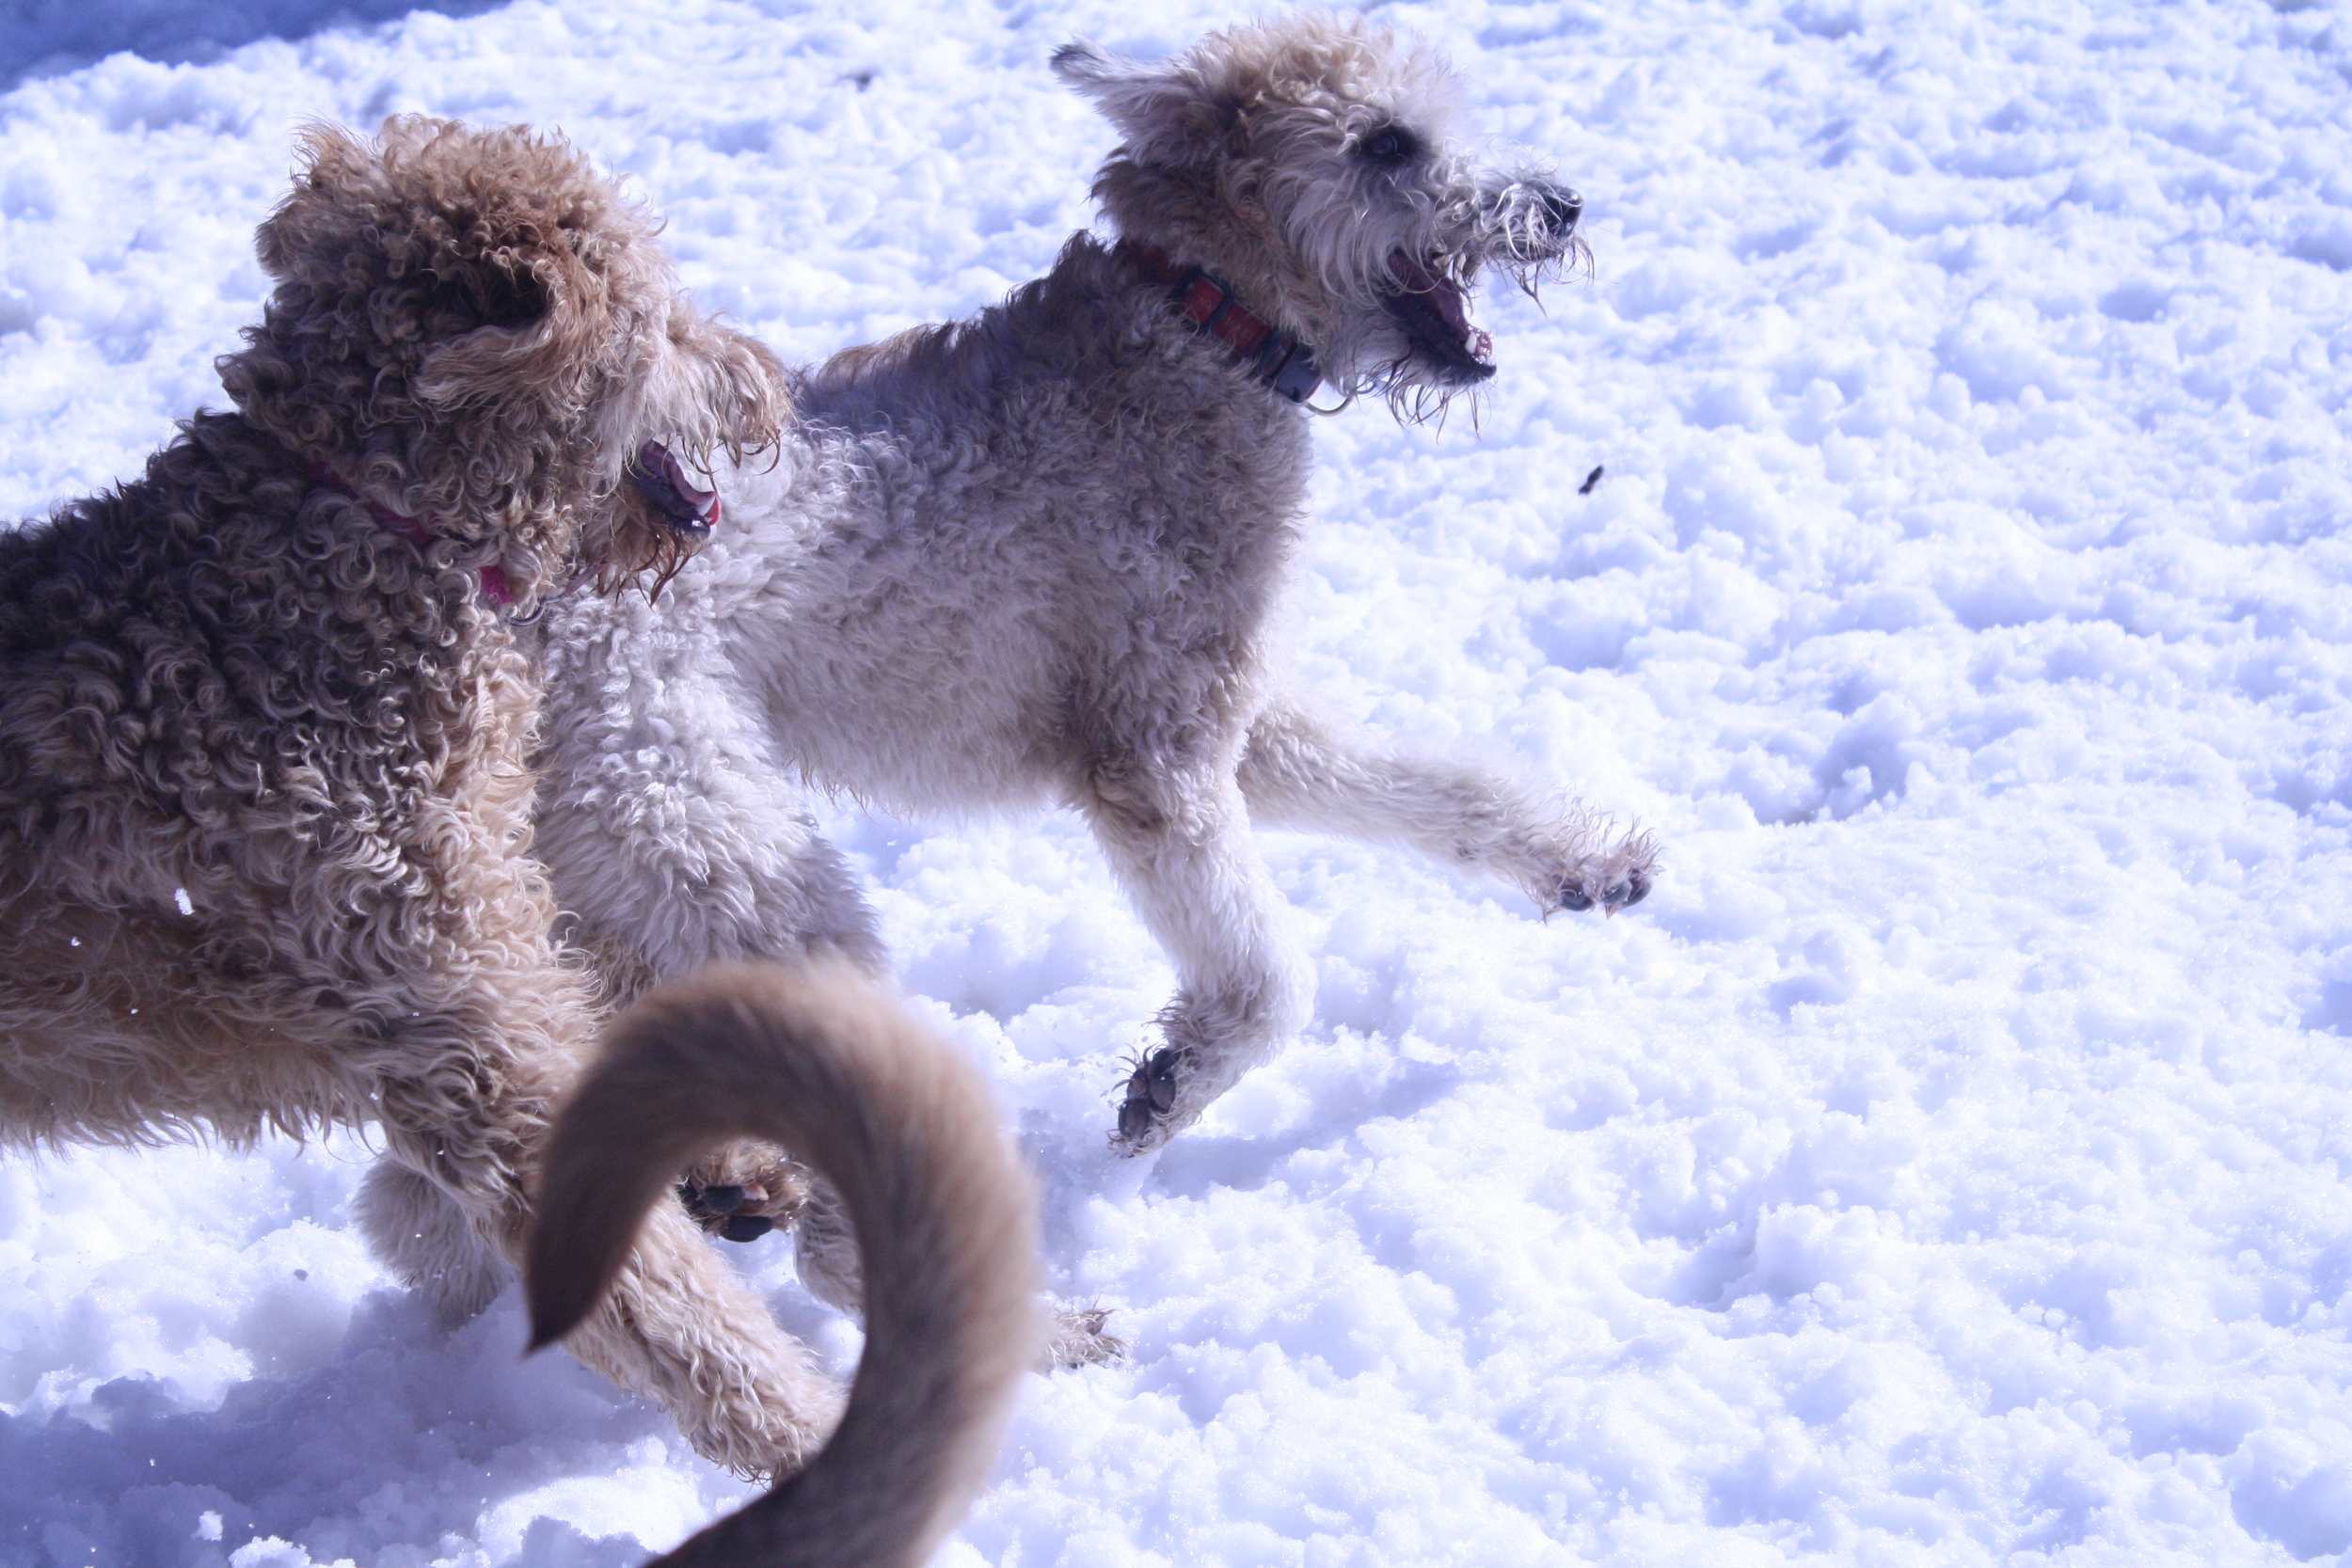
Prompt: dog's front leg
<box><xmin>1238</xmin><ymin>698</ymin><xmax>1659</xmax><ymax>915</ymax></box>
<box><xmin>1082</xmin><ymin>772</ymin><xmax>1311</xmax><ymax>1154</ymax></box>
<box><xmin>367</xmin><ymin>973</ymin><xmax>844</xmax><ymax>1481</ymax></box>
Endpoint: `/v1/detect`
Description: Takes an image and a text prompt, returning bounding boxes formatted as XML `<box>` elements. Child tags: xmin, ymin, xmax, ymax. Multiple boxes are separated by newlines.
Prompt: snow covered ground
<box><xmin>4</xmin><ymin>0</ymin><xmax>2351</xmax><ymax>1561</ymax></box>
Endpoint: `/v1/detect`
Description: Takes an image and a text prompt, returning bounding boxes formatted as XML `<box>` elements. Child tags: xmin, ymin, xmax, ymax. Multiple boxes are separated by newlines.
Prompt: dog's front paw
<box><xmin>678</xmin><ymin>1180</ymin><xmax>779</xmax><ymax>1243</ymax></box>
<box><xmin>1111</xmin><ymin>1045</ymin><xmax>1197</xmax><ymax>1156</ymax></box>
<box><xmin>677</xmin><ymin>1142</ymin><xmax>813</xmax><ymax>1243</ymax></box>
<box><xmin>1546</xmin><ymin>828</ymin><xmax>1660</xmax><ymax>918</ymax></box>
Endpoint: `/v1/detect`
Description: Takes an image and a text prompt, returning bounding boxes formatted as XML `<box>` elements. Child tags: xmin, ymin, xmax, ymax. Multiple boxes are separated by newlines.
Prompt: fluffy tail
<box><xmin>525</xmin><ymin>961</ymin><xmax>1042</xmax><ymax>1567</ymax></box>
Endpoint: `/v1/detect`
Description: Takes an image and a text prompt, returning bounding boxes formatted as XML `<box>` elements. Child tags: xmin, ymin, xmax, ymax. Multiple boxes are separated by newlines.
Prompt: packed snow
<box><xmin>4</xmin><ymin>0</ymin><xmax>2351</xmax><ymax>1561</ymax></box>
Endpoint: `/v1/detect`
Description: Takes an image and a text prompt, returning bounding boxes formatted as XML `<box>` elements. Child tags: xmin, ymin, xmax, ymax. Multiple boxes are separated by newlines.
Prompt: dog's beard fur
<box><xmin>1367</xmin><ymin>200</ymin><xmax>1595</xmax><ymax>426</ymax></box>
<box><xmin>1057</xmin><ymin>11</ymin><xmax>1591</xmax><ymax>425</ymax></box>
<box><xmin>578</xmin><ymin>293</ymin><xmax>788</xmax><ymax>598</ymax></box>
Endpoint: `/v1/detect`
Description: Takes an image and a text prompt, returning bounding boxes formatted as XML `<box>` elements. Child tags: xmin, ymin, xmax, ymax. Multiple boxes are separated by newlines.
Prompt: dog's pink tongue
<box><xmin>631</xmin><ymin>440</ymin><xmax>720</xmax><ymax>530</ymax></box>
<box><xmin>1392</xmin><ymin>256</ymin><xmax>1481</xmax><ymax>348</ymax></box>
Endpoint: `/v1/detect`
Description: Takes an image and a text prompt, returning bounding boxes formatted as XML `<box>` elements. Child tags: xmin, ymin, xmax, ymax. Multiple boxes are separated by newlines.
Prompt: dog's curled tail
<box><xmin>526</xmin><ymin>961</ymin><xmax>1041</xmax><ymax>1567</ymax></box>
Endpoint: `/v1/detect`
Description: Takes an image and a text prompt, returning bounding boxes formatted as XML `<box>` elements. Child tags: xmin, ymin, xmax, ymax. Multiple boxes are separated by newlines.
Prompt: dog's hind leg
<box><xmin>354</xmin><ymin>1160</ymin><xmax>510</xmax><ymax>1323</ymax></box>
<box><xmin>1239</xmin><ymin>698</ymin><xmax>1659</xmax><ymax>915</ymax></box>
<box><xmin>1083</xmin><ymin>773</ymin><xmax>1311</xmax><ymax>1154</ymax></box>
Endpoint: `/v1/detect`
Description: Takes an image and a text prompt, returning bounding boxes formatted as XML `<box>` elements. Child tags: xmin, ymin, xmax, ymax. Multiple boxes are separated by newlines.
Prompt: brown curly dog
<box><xmin>0</xmin><ymin>117</ymin><xmax>840</xmax><ymax>1478</ymax></box>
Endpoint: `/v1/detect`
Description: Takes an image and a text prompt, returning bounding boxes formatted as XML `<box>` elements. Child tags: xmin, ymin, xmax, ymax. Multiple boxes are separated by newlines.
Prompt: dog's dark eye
<box><xmin>1359</xmin><ymin>126</ymin><xmax>1421</xmax><ymax>166</ymax></box>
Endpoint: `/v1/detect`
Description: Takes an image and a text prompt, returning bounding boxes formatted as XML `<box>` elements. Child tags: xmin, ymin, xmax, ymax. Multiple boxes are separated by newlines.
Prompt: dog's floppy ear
<box><xmin>1052</xmin><ymin>40</ymin><xmax>1209</xmax><ymax>162</ymax></box>
<box><xmin>413</xmin><ymin>230</ymin><xmax>605</xmax><ymax>410</ymax></box>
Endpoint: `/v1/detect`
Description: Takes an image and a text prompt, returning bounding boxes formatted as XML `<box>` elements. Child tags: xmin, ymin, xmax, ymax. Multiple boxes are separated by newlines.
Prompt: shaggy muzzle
<box><xmin>1382</xmin><ymin>176</ymin><xmax>1585</xmax><ymax>390</ymax></box>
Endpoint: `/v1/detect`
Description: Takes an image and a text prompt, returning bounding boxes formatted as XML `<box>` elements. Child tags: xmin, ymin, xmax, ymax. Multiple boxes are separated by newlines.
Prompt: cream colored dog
<box><xmin>530</xmin><ymin>17</ymin><xmax>1657</xmax><ymax>1323</ymax></box>
<box><xmin>529</xmin><ymin>21</ymin><xmax>1656</xmax><ymax>1363</ymax></box>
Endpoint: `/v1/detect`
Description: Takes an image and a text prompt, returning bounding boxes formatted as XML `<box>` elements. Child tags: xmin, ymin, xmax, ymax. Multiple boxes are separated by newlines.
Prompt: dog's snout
<box><xmin>1543</xmin><ymin>187</ymin><xmax>1583</xmax><ymax>234</ymax></box>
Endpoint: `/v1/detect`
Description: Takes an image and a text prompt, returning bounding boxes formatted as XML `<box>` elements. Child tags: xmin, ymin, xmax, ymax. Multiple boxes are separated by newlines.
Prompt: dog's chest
<box><xmin>1073</xmin><ymin>384</ymin><xmax>1311</xmax><ymax>634</ymax></box>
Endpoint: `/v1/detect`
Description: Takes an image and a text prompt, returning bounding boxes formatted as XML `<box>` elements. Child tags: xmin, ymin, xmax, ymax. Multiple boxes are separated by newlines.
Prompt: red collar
<box><xmin>1117</xmin><ymin>241</ymin><xmax>1323</xmax><ymax>404</ymax></box>
<box><xmin>310</xmin><ymin>464</ymin><xmax>515</xmax><ymax>607</ymax></box>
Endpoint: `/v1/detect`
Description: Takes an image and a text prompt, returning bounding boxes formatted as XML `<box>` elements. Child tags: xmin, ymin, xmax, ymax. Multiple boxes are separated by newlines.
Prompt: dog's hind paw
<box><xmin>678</xmin><ymin>1142</ymin><xmax>814</xmax><ymax>1243</ymax></box>
<box><xmin>1045</xmin><ymin>1304</ymin><xmax>1129</xmax><ymax>1370</ymax></box>
<box><xmin>1551</xmin><ymin>863</ymin><xmax>1652</xmax><ymax>915</ymax></box>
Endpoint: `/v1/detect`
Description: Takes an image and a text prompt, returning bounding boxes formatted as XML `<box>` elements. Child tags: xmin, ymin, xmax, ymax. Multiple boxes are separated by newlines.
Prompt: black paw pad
<box><xmin>1138</xmin><ymin>1048</ymin><xmax>1182</xmax><ymax>1113</ymax></box>
<box><xmin>677</xmin><ymin>1181</ymin><xmax>747</xmax><ymax>1225</ymax></box>
<box><xmin>720</xmin><ymin>1213</ymin><xmax>775</xmax><ymax>1243</ymax></box>
<box><xmin>697</xmin><ymin>1183</ymin><xmax>746</xmax><ymax>1213</ymax></box>
<box><xmin>1115</xmin><ymin>1048</ymin><xmax>1185</xmax><ymax>1144</ymax></box>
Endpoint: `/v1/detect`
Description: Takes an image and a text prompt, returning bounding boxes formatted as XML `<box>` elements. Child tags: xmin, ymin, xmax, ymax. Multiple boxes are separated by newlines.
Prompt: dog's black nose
<box><xmin>1543</xmin><ymin>187</ymin><xmax>1583</xmax><ymax>234</ymax></box>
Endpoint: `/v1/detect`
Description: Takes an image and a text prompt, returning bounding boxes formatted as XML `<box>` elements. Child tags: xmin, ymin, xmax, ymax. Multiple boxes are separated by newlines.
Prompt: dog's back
<box><xmin>685</xmin><ymin>236</ymin><xmax>1312</xmax><ymax>818</ymax></box>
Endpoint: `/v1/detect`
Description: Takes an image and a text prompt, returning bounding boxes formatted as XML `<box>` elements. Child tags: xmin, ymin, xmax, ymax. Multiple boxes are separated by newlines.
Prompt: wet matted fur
<box><xmin>532</xmin><ymin>11</ymin><xmax>1661</xmax><ymax>1215</ymax></box>
<box><xmin>527</xmin><ymin>962</ymin><xmax>1042</xmax><ymax>1568</ymax></box>
<box><xmin>0</xmin><ymin>117</ymin><xmax>848</xmax><ymax>1478</ymax></box>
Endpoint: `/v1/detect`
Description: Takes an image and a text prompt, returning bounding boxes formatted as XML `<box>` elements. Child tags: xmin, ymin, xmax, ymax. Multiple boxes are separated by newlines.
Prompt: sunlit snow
<box><xmin>3</xmin><ymin>0</ymin><xmax>2349</xmax><ymax>1562</ymax></box>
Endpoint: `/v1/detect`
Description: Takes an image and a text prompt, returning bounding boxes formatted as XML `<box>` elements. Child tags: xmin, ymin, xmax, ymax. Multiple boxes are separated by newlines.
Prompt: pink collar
<box><xmin>310</xmin><ymin>464</ymin><xmax>515</xmax><ymax>607</ymax></box>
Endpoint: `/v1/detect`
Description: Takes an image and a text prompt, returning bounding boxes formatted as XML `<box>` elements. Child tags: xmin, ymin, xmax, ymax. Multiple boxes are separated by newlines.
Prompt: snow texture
<box><xmin>3</xmin><ymin>0</ymin><xmax>2351</xmax><ymax>1562</ymax></box>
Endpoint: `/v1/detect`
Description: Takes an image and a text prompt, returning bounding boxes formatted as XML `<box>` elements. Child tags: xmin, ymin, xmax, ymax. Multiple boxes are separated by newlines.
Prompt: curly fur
<box><xmin>531</xmin><ymin>14</ymin><xmax>1659</xmax><ymax>1178</ymax></box>
<box><xmin>0</xmin><ymin>117</ymin><xmax>845</xmax><ymax>1480</ymax></box>
<box><xmin>224</xmin><ymin>118</ymin><xmax>783</xmax><ymax>602</ymax></box>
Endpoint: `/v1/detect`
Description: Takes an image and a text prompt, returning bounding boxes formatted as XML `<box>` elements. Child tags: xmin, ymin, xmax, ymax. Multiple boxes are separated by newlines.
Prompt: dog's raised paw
<box><xmin>1112</xmin><ymin>1046</ymin><xmax>1189</xmax><ymax>1154</ymax></box>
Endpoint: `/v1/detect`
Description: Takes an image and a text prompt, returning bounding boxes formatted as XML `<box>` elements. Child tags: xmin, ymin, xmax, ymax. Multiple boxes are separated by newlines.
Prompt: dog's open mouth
<box><xmin>1384</xmin><ymin>256</ymin><xmax>1496</xmax><ymax>384</ymax></box>
<box><xmin>628</xmin><ymin>440</ymin><xmax>721</xmax><ymax>538</ymax></box>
